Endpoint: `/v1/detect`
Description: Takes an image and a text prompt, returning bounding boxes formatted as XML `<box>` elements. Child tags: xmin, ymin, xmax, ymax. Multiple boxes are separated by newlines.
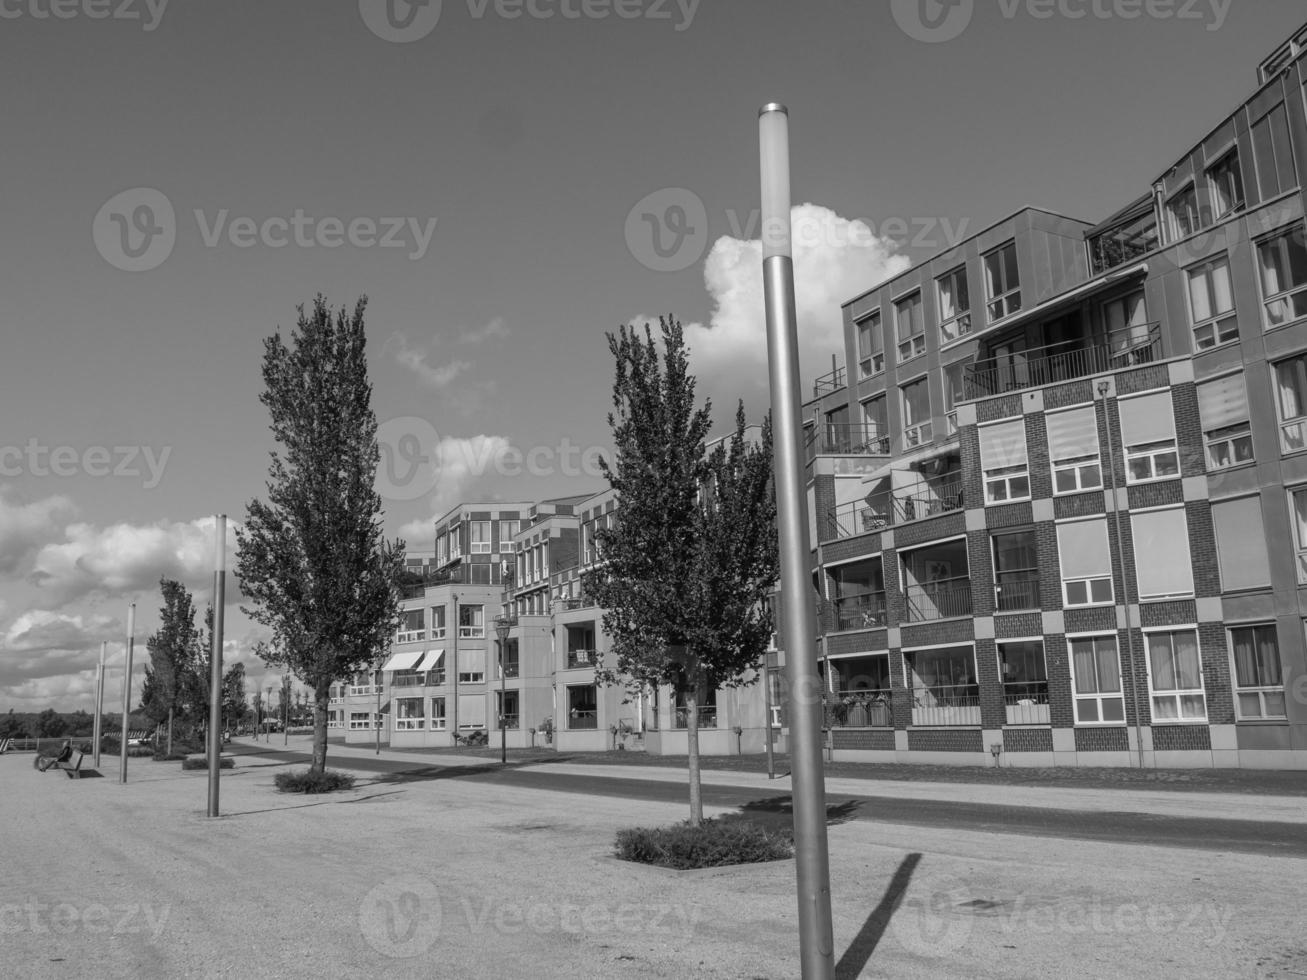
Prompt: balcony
<box><xmin>893</xmin><ymin>481</ymin><xmax>964</xmax><ymax>524</ymax></box>
<box><xmin>567</xmin><ymin>649</ymin><xmax>598</xmax><ymax>669</ymax></box>
<box><xmin>673</xmin><ymin>705</ymin><xmax>719</xmax><ymax>730</ymax></box>
<box><xmin>459</xmin><ymin>626</ymin><xmax>485</xmax><ymax>639</ymax></box>
<box><xmin>555</xmin><ymin>596</ymin><xmax>595</xmax><ymax>611</ymax></box>
<box><xmin>497</xmin><ymin>661</ymin><xmax>519</xmax><ymax>680</ymax></box>
<box><xmin>1005</xmin><ymin>689</ymin><xmax>1050</xmax><ymax>726</ymax></box>
<box><xmin>824</xmin><ymin>692</ymin><xmax>892</xmax><ymax>728</ymax></box>
<box><xmin>910</xmin><ymin>686</ymin><xmax>981</xmax><ymax>727</ymax></box>
<box><xmin>965</xmin><ymin>323</ymin><xmax>1161</xmax><ymax>400</ymax></box>
<box><xmin>829</xmin><ymin>499</ymin><xmax>892</xmax><ymax>539</ymax></box>
<box><xmin>903</xmin><ymin>576</ymin><xmax>973</xmax><ymax>622</ymax></box>
<box><xmin>567</xmin><ymin>709</ymin><xmax>598</xmax><ymax>730</ymax></box>
<box><xmin>396</xmin><ymin>629</ymin><xmax>425</xmax><ymax>644</ymax></box>
<box><xmin>497</xmin><ymin>713</ymin><xmax>520</xmax><ymax>730</ymax></box>
<box><xmin>392</xmin><ymin>670</ymin><xmax>445</xmax><ymax>688</ymax></box>
<box><xmin>994</xmin><ymin>573</ymin><xmax>1041</xmax><ymax>612</ymax></box>
<box><xmin>805</xmin><ymin>423</ymin><xmax>891</xmax><ymax>462</ymax></box>
<box><xmin>813</xmin><ymin>365</ymin><xmax>847</xmax><ymax>399</ymax></box>
<box><xmin>833</xmin><ymin>592</ymin><xmax>887</xmax><ymax>631</ymax></box>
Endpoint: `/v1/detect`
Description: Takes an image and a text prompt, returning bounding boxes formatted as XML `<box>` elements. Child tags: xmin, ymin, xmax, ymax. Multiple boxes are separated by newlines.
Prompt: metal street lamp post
<box><xmin>494</xmin><ymin>615</ymin><xmax>514</xmax><ymax>765</ymax></box>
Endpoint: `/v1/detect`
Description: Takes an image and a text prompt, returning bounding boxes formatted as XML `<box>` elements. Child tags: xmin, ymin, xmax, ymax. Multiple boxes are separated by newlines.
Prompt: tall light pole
<box><xmin>208</xmin><ymin>515</ymin><xmax>226</xmax><ymax>817</ymax></box>
<box><xmin>759</xmin><ymin>102</ymin><xmax>835</xmax><ymax>979</ymax></box>
<box><xmin>92</xmin><ymin>641</ymin><xmax>106</xmax><ymax>769</ymax></box>
<box><xmin>118</xmin><ymin>603</ymin><xmax>136</xmax><ymax>784</ymax></box>
<box><xmin>284</xmin><ymin>673</ymin><xmax>290</xmax><ymax>747</ymax></box>
<box><xmin>494</xmin><ymin>615</ymin><xmax>513</xmax><ymax>765</ymax></box>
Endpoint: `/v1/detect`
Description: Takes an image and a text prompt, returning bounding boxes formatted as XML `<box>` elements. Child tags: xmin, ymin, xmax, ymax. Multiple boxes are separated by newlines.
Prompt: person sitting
<box><xmin>35</xmin><ymin>740</ymin><xmax>72</xmax><ymax>772</ymax></box>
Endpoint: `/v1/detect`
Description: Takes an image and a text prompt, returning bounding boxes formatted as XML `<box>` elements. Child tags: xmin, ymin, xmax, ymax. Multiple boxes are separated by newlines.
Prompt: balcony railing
<box><xmin>894</xmin><ymin>482</ymin><xmax>964</xmax><ymax>523</ymax></box>
<box><xmin>1005</xmin><ymin>689</ymin><xmax>1051</xmax><ymax>725</ymax></box>
<box><xmin>824</xmin><ymin>692</ymin><xmax>892</xmax><ymax>728</ymax></box>
<box><xmin>497</xmin><ymin>713</ymin><xmax>520</xmax><ymax>730</ymax></box>
<box><xmin>567</xmin><ymin>649</ymin><xmax>598</xmax><ymax>669</ymax></box>
<box><xmin>829</xmin><ymin>500</ymin><xmax>892</xmax><ymax>540</ymax></box>
<box><xmin>805</xmin><ymin>424</ymin><xmax>890</xmax><ymax>462</ymax></box>
<box><xmin>833</xmin><ymin>592</ymin><xmax>887</xmax><ymax>631</ymax></box>
<box><xmin>964</xmin><ymin>323</ymin><xmax>1162</xmax><ymax>400</ymax></box>
<box><xmin>392</xmin><ymin>670</ymin><xmax>446</xmax><ymax>688</ymax></box>
<box><xmin>903</xmin><ymin>576</ymin><xmax>973</xmax><ymax>622</ymax></box>
<box><xmin>459</xmin><ymin>625</ymin><xmax>485</xmax><ymax>638</ymax></box>
<box><xmin>995</xmin><ymin>573</ymin><xmax>1041</xmax><ymax>611</ymax></box>
<box><xmin>497</xmin><ymin>662</ymin><xmax>519</xmax><ymax>680</ymax></box>
<box><xmin>673</xmin><ymin>705</ymin><xmax>719</xmax><ymax>730</ymax></box>
<box><xmin>567</xmin><ymin>709</ymin><xmax>598</xmax><ymax>730</ymax></box>
<box><xmin>813</xmin><ymin>365</ymin><xmax>847</xmax><ymax>399</ymax></box>
<box><xmin>910</xmin><ymin>686</ymin><xmax>981</xmax><ymax>727</ymax></box>
<box><xmin>555</xmin><ymin>596</ymin><xmax>594</xmax><ymax>611</ymax></box>
<box><xmin>396</xmin><ymin>629</ymin><xmax>425</xmax><ymax>644</ymax></box>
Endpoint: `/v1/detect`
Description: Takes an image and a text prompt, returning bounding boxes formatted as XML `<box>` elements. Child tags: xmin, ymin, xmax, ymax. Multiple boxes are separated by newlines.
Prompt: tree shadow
<box><xmin>728</xmin><ymin>797</ymin><xmax>863</xmax><ymax>837</ymax></box>
<box><xmin>834</xmin><ymin>852</ymin><xmax>922</xmax><ymax>980</ymax></box>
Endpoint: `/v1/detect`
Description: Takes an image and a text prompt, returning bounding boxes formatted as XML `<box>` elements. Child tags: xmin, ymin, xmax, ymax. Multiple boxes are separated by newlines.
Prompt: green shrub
<box><xmin>615</xmin><ymin>818</ymin><xmax>793</xmax><ymax>870</ymax></box>
<box><xmin>181</xmin><ymin>756</ymin><xmax>233</xmax><ymax>770</ymax></box>
<box><xmin>274</xmin><ymin>769</ymin><xmax>355</xmax><ymax>794</ymax></box>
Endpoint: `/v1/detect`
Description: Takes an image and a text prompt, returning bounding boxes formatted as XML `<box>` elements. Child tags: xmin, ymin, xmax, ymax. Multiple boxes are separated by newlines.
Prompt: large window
<box><xmin>1257</xmin><ymin>226</ymin><xmax>1307</xmax><ymax>328</ymax></box>
<box><xmin>469</xmin><ymin>521</ymin><xmax>491</xmax><ymax>553</ymax></box>
<box><xmin>457</xmin><ymin>648</ymin><xmax>485</xmax><ymax>685</ymax></box>
<box><xmin>1187</xmin><ymin>256</ymin><xmax>1239</xmax><ymax>350</ymax></box>
<box><xmin>1166</xmin><ymin>185</ymin><xmax>1200</xmax><ymax>241</ymax></box>
<box><xmin>904</xmin><ymin>647</ymin><xmax>979</xmax><ymax>727</ymax></box>
<box><xmin>1211</xmin><ymin>496</ymin><xmax>1272</xmax><ymax>592</ymax></box>
<box><xmin>828</xmin><ymin>557</ymin><xmax>886</xmax><ymax>630</ymax></box>
<box><xmin>857</xmin><ymin>311</ymin><xmax>884</xmax><ymax>378</ymax></box>
<box><xmin>936</xmin><ymin>266</ymin><xmax>971</xmax><ymax>343</ymax></box>
<box><xmin>1132</xmin><ymin>508</ymin><xmax>1194</xmax><ymax>600</ymax></box>
<box><xmin>1119</xmin><ymin>390</ymin><xmax>1179</xmax><ymax>483</ymax></box>
<box><xmin>998</xmin><ymin>640</ymin><xmax>1049</xmax><ymax>725</ymax></box>
<box><xmin>498</xmin><ymin>520</ymin><xmax>518</xmax><ymax>553</ymax></box>
<box><xmin>458</xmin><ymin>604</ymin><xmax>484</xmax><ymax>638</ymax></box>
<box><xmin>1230</xmin><ymin>625</ymin><xmax>1285</xmax><ymax>720</ymax></box>
<box><xmin>895</xmin><ymin>292</ymin><xmax>926</xmax><ymax>362</ymax></box>
<box><xmin>458</xmin><ymin>694</ymin><xmax>486</xmax><ymax>730</ymax></box>
<box><xmin>430</xmin><ymin>697</ymin><xmax>446</xmax><ymax>730</ymax></box>
<box><xmin>447</xmin><ymin>523</ymin><xmax>462</xmax><ymax>559</ymax></box>
<box><xmin>1104</xmin><ymin>289</ymin><xmax>1151</xmax><ymax>353</ymax></box>
<box><xmin>827</xmin><ymin>654</ymin><xmax>891</xmax><ymax>728</ymax></box>
<box><xmin>1057</xmin><ymin>519</ymin><xmax>1113</xmax><ymax>606</ymax></box>
<box><xmin>1197</xmin><ymin>373</ymin><xmax>1253</xmax><ymax>470</ymax></box>
<box><xmin>397</xmin><ymin>609</ymin><xmax>425</xmax><ymax>644</ymax></box>
<box><xmin>1046</xmin><ymin>405</ymin><xmax>1102</xmax><ymax>493</ymax></box>
<box><xmin>979</xmin><ymin>419</ymin><xmax>1030</xmax><ymax>504</ymax></box>
<box><xmin>862</xmin><ymin>395</ymin><xmax>887</xmax><ymax>446</ymax></box>
<box><xmin>1207</xmin><ymin>151</ymin><xmax>1245</xmax><ymax>220</ymax></box>
<box><xmin>1292</xmin><ymin>487</ymin><xmax>1307</xmax><ymax>583</ymax></box>
<box><xmin>567</xmin><ymin>684</ymin><xmax>598</xmax><ymax>729</ymax></box>
<box><xmin>1069</xmin><ymin>635</ymin><xmax>1125</xmax><ymax>724</ymax></box>
<box><xmin>1251</xmin><ymin>104</ymin><xmax>1297</xmax><ymax>201</ymax></box>
<box><xmin>394</xmin><ymin>698</ymin><xmax>425</xmax><ymax>731</ymax></box>
<box><xmin>1145</xmin><ymin>629</ymin><xmax>1207</xmax><ymax>723</ymax></box>
<box><xmin>943</xmin><ymin>360</ymin><xmax>969</xmax><ymax>435</ymax></box>
<box><xmin>1274</xmin><ymin>353</ymin><xmax>1307</xmax><ymax>452</ymax></box>
<box><xmin>992</xmin><ymin>530</ymin><xmax>1039</xmax><ymax>611</ymax></box>
<box><xmin>429</xmin><ymin>605</ymin><xmax>446</xmax><ymax>640</ymax></box>
<box><xmin>983</xmin><ymin>242</ymin><xmax>1021</xmax><ymax>321</ymax></box>
<box><xmin>901</xmin><ymin>377</ymin><xmax>932</xmax><ymax>449</ymax></box>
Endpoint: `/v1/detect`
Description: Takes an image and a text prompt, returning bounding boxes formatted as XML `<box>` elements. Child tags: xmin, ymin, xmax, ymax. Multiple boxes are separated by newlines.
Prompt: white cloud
<box><xmin>4</xmin><ymin>609</ymin><xmax>119</xmax><ymax>653</ymax></box>
<box><xmin>457</xmin><ymin>316</ymin><xmax>509</xmax><ymax>345</ymax></box>
<box><xmin>390</xmin><ymin>333</ymin><xmax>472</xmax><ymax>390</ymax></box>
<box><xmin>636</xmin><ymin>204</ymin><xmax>911</xmax><ymax>410</ymax></box>
<box><xmin>397</xmin><ymin>434</ymin><xmax>514</xmax><ymax>544</ymax></box>
<box><xmin>0</xmin><ymin>487</ymin><xmax>77</xmax><ymax>575</ymax></box>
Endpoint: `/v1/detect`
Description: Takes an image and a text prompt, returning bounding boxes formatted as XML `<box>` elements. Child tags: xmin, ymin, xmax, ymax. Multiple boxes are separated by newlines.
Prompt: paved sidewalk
<box><xmin>251</xmin><ymin>736</ymin><xmax>1307</xmax><ymax>825</ymax></box>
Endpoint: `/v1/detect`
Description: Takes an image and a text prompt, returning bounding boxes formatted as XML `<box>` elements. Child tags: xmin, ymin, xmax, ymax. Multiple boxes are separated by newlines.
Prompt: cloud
<box><xmin>457</xmin><ymin>317</ymin><xmax>509</xmax><ymax>345</ymax></box>
<box><xmin>0</xmin><ymin>487</ymin><xmax>77</xmax><ymax>575</ymax></box>
<box><xmin>390</xmin><ymin>333</ymin><xmax>472</xmax><ymax>390</ymax></box>
<box><xmin>4</xmin><ymin>609</ymin><xmax>119</xmax><ymax>654</ymax></box>
<box><xmin>398</xmin><ymin>434</ymin><xmax>514</xmax><ymax>543</ymax></box>
<box><xmin>635</xmin><ymin>204</ymin><xmax>911</xmax><ymax>410</ymax></box>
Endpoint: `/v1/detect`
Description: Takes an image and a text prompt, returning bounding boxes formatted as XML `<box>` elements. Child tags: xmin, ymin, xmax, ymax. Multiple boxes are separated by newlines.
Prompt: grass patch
<box><xmin>181</xmin><ymin>756</ymin><xmax>234</xmax><ymax>770</ymax></box>
<box><xmin>274</xmin><ymin>769</ymin><xmax>356</xmax><ymax>794</ymax></box>
<box><xmin>615</xmin><ymin>817</ymin><xmax>793</xmax><ymax>870</ymax></box>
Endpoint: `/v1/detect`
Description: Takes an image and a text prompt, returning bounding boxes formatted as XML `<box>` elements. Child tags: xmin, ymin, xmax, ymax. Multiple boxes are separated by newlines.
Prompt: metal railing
<box><xmin>396</xmin><ymin>629</ymin><xmax>425</xmax><ymax>644</ymax></box>
<box><xmin>829</xmin><ymin>500</ymin><xmax>892</xmax><ymax>540</ymax></box>
<box><xmin>823</xmin><ymin>693</ymin><xmax>893</xmax><ymax>728</ymax></box>
<box><xmin>813</xmin><ymin>365</ymin><xmax>847</xmax><ymax>398</ymax></box>
<box><xmin>894</xmin><ymin>482</ymin><xmax>964</xmax><ymax>523</ymax></box>
<box><xmin>994</xmin><ymin>573</ymin><xmax>1041</xmax><ymax>611</ymax></box>
<box><xmin>1004</xmin><ymin>690</ymin><xmax>1051</xmax><ymax>725</ymax></box>
<box><xmin>566</xmin><ymin>649</ymin><xmax>598</xmax><ymax>669</ymax></box>
<box><xmin>964</xmin><ymin>323</ymin><xmax>1162</xmax><ymax>400</ymax></box>
<box><xmin>458</xmin><ymin>626</ymin><xmax>485</xmax><ymax>638</ymax></box>
<box><xmin>805</xmin><ymin>424</ymin><xmax>890</xmax><ymax>461</ymax></box>
<box><xmin>910</xmin><ymin>687</ymin><xmax>981</xmax><ymax>726</ymax></box>
<box><xmin>555</xmin><ymin>596</ymin><xmax>594</xmax><ymax>611</ymax></box>
<box><xmin>497</xmin><ymin>713</ymin><xmax>520</xmax><ymax>730</ymax></box>
<box><xmin>903</xmin><ymin>576</ymin><xmax>973</xmax><ymax>622</ymax></box>
<box><xmin>497</xmin><ymin>662</ymin><xmax>519</xmax><ymax>680</ymax></box>
<box><xmin>392</xmin><ymin>670</ymin><xmax>446</xmax><ymax>688</ymax></box>
<box><xmin>833</xmin><ymin>592</ymin><xmax>888</xmax><ymax>631</ymax></box>
<box><xmin>567</xmin><ymin>709</ymin><xmax>598</xmax><ymax>730</ymax></box>
<box><xmin>673</xmin><ymin>705</ymin><xmax>719</xmax><ymax>730</ymax></box>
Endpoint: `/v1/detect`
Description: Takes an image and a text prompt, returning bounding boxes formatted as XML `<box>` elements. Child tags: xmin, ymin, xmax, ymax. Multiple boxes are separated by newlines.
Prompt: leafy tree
<box><xmin>142</xmin><ymin>578</ymin><xmax>201</xmax><ymax>755</ymax></box>
<box><xmin>222</xmin><ymin>662</ymin><xmax>248</xmax><ymax>731</ymax></box>
<box><xmin>585</xmin><ymin>318</ymin><xmax>778</xmax><ymax>826</ymax></box>
<box><xmin>236</xmin><ymin>296</ymin><xmax>405</xmax><ymax>773</ymax></box>
<box><xmin>35</xmin><ymin>707</ymin><xmax>67</xmax><ymax>739</ymax></box>
<box><xmin>0</xmin><ymin>710</ymin><xmax>26</xmax><ymax>739</ymax></box>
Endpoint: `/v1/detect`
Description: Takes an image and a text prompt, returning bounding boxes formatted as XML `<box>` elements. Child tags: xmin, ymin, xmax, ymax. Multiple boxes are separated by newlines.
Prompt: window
<box><xmin>582</xmin><ymin>522</ymin><xmax>594</xmax><ymax>564</ymax></box>
<box><xmin>1046</xmin><ymin>406</ymin><xmax>1102</xmax><ymax>493</ymax></box>
<box><xmin>998</xmin><ymin>641</ymin><xmax>1049</xmax><ymax>725</ymax></box>
<box><xmin>943</xmin><ymin>360</ymin><xmax>969</xmax><ymax>434</ymax></box>
<box><xmin>495</xmin><ymin>690</ymin><xmax>520</xmax><ymax>729</ymax></box>
<box><xmin>1057</xmin><ymin>519</ymin><xmax>1113</xmax><ymax>606</ymax></box>
<box><xmin>458</xmin><ymin>604</ymin><xmax>484</xmax><ymax>638</ymax></box>
<box><xmin>895</xmin><ymin>292</ymin><xmax>926</xmax><ymax>361</ymax></box>
<box><xmin>1119</xmin><ymin>390</ymin><xmax>1179</xmax><ymax>483</ymax></box>
<box><xmin>447</xmin><ymin>524</ymin><xmax>462</xmax><ymax>559</ymax></box>
<box><xmin>1132</xmin><ymin>508</ymin><xmax>1194</xmax><ymax>599</ymax></box>
<box><xmin>983</xmin><ymin>242</ymin><xmax>1021</xmax><ymax>321</ymax></box>
<box><xmin>348</xmin><ymin>712</ymin><xmax>377</xmax><ymax>730</ymax></box>
<box><xmin>394</xmin><ymin>697</ymin><xmax>425</xmax><ymax>731</ymax></box>
<box><xmin>567</xmin><ymin>684</ymin><xmax>598</xmax><ymax>729</ymax></box>
<box><xmin>1187</xmin><ymin>256</ymin><xmax>1238</xmax><ymax>350</ymax></box>
<box><xmin>992</xmin><ymin>530</ymin><xmax>1039</xmax><ymax>611</ymax></box>
<box><xmin>1104</xmin><ymin>289</ymin><xmax>1151</xmax><ymax>355</ymax></box>
<box><xmin>1251</xmin><ymin>104</ymin><xmax>1297</xmax><ymax>201</ymax></box>
<box><xmin>436</xmin><ymin>534</ymin><xmax>447</xmax><ymax>565</ymax></box>
<box><xmin>828</xmin><ymin>654</ymin><xmax>890</xmax><ymax>696</ymax></box>
<box><xmin>1069</xmin><ymin>635</ymin><xmax>1125</xmax><ymax>724</ymax></box>
<box><xmin>430</xmin><ymin>697</ymin><xmax>446</xmax><ymax>730</ymax></box>
<box><xmin>457</xmin><ymin>694</ymin><xmax>486</xmax><ymax>729</ymax></box>
<box><xmin>499</xmin><ymin>520</ymin><xmax>517</xmax><ymax>552</ymax></box>
<box><xmin>828</xmin><ymin>557</ymin><xmax>886</xmax><ymax>630</ymax></box>
<box><xmin>904</xmin><ymin>647</ymin><xmax>979</xmax><ymax>726</ymax></box>
<box><xmin>901</xmin><ymin>377</ymin><xmax>932</xmax><ymax>449</ymax></box>
<box><xmin>1230</xmin><ymin>625</ymin><xmax>1285</xmax><ymax>719</ymax></box>
<box><xmin>979</xmin><ymin>419</ymin><xmax>1030</xmax><ymax>504</ymax></box>
<box><xmin>936</xmin><ymin>267</ymin><xmax>971</xmax><ymax>343</ymax></box>
<box><xmin>1207</xmin><ymin>151</ymin><xmax>1245</xmax><ymax>219</ymax></box>
<box><xmin>862</xmin><ymin>395</ymin><xmax>887</xmax><ymax>448</ymax></box>
<box><xmin>1211</xmin><ymin>497</ymin><xmax>1272</xmax><ymax>592</ymax></box>
<box><xmin>1197</xmin><ymin>373</ymin><xmax>1253</xmax><ymax>470</ymax></box>
<box><xmin>397</xmin><ymin>609</ymin><xmax>425</xmax><ymax>644</ymax></box>
<box><xmin>469</xmin><ymin>521</ymin><xmax>491</xmax><ymax>553</ymax></box>
<box><xmin>857</xmin><ymin>311</ymin><xmax>884</xmax><ymax>378</ymax></box>
<box><xmin>457</xmin><ymin>649</ymin><xmax>485</xmax><ymax>685</ymax></box>
<box><xmin>1145</xmin><ymin>629</ymin><xmax>1207</xmax><ymax>723</ymax></box>
<box><xmin>1292</xmin><ymin>488</ymin><xmax>1307</xmax><ymax>583</ymax></box>
<box><xmin>1166</xmin><ymin>185</ymin><xmax>1200</xmax><ymax>241</ymax></box>
<box><xmin>1257</xmin><ymin>227</ymin><xmax>1307</xmax><ymax>328</ymax></box>
<box><xmin>1275</xmin><ymin>353</ymin><xmax>1307</xmax><ymax>452</ymax></box>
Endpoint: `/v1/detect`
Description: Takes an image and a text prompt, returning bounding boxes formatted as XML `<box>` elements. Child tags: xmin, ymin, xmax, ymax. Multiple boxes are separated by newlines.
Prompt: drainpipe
<box><xmin>451</xmin><ymin>592</ymin><xmax>459</xmax><ymax>738</ymax></box>
<box><xmin>1098</xmin><ymin>381</ymin><xmax>1147</xmax><ymax>769</ymax></box>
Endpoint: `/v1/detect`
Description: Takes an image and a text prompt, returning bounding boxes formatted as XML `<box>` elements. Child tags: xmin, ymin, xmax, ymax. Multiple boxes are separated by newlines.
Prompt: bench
<box><xmin>56</xmin><ymin>751</ymin><xmax>87</xmax><ymax>778</ymax></box>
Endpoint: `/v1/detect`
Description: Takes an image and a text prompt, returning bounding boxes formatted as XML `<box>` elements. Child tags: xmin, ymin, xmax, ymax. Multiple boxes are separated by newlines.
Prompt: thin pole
<box><xmin>92</xmin><ymin>641</ymin><xmax>106</xmax><ymax>769</ymax></box>
<box><xmin>759</xmin><ymin>102</ymin><xmax>834</xmax><ymax>979</ymax></box>
<box><xmin>284</xmin><ymin>673</ymin><xmax>290</xmax><ymax>747</ymax></box>
<box><xmin>763</xmin><ymin>649</ymin><xmax>776</xmax><ymax>779</ymax></box>
<box><xmin>375</xmin><ymin>664</ymin><xmax>381</xmax><ymax>755</ymax></box>
<box><xmin>118</xmin><ymin>603</ymin><xmax>136</xmax><ymax>784</ymax></box>
<box><xmin>208</xmin><ymin>514</ymin><xmax>226</xmax><ymax>817</ymax></box>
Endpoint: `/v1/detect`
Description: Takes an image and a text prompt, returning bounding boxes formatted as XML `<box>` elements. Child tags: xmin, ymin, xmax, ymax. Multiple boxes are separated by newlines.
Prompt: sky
<box><xmin>1</xmin><ymin>0</ymin><xmax>1303</xmax><ymax>712</ymax></box>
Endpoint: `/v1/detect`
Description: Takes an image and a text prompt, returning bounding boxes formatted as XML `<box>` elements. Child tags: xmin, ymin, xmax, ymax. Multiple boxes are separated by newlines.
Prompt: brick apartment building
<box><xmin>801</xmin><ymin>22</ymin><xmax>1307</xmax><ymax>769</ymax></box>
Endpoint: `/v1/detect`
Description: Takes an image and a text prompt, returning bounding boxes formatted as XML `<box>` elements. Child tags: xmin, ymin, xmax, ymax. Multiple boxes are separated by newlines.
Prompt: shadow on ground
<box><xmin>729</xmin><ymin>797</ymin><xmax>863</xmax><ymax>837</ymax></box>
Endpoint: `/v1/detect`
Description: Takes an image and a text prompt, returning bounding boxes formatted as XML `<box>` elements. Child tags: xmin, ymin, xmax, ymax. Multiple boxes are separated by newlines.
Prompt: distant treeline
<box><xmin>0</xmin><ymin>708</ymin><xmax>151</xmax><ymax>740</ymax></box>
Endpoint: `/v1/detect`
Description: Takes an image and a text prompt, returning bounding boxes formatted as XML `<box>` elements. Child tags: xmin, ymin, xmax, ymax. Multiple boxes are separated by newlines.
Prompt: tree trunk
<box><xmin>312</xmin><ymin>681</ymin><xmax>330</xmax><ymax>774</ymax></box>
<box><xmin>686</xmin><ymin>675</ymin><xmax>704</xmax><ymax>828</ymax></box>
<box><xmin>166</xmin><ymin>709</ymin><xmax>173</xmax><ymax>757</ymax></box>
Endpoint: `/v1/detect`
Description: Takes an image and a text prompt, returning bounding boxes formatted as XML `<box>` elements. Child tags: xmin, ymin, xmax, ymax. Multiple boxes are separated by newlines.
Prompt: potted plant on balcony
<box><xmin>538</xmin><ymin>717</ymin><xmax>554</xmax><ymax>745</ymax></box>
<box><xmin>610</xmin><ymin>720</ymin><xmax>635</xmax><ymax>751</ymax></box>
